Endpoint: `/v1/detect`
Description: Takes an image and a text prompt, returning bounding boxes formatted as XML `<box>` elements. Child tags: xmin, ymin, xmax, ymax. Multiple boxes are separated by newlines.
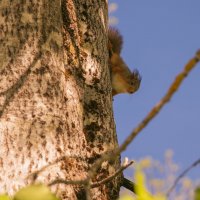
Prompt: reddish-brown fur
<box><xmin>108</xmin><ymin>28</ymin><xmax>141</xmax><ymax>96</ymax></box>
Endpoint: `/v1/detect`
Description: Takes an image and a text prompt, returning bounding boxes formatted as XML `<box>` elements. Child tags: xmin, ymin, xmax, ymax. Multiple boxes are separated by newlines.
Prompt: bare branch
<box><xmin>118</xmin><ymin>49</ymin><xmax>200</xmax><ymax>153</ymax></box>
<box><xmin>48</xmin><ymin>178</ymin><xmax>87</xmax><ymax>187</ymax></box>
<box><xmin>122</xmin><ymin>177</ymin><xmax>136</xmax><ymax>193</ymax></box>
<box><xmin>91</xmin><ymin>161</ymin><xmax>134</xmax><ymax>188</ymax></box>
<box><xmin>48</xmin><ymin>161</ymin><xmax>134</xmax><ymax>188</ymax></box>
<box><xmin>167</xmin><ymin>158</ymin><xmax>200</xmax><ymax>196</ymax></box>
<box><xmin>89</xmin><ymin>49</ymin><xmax>200</xmax><ymax>179</ymax></box>
<box><xmin>26</xmin><ymin>50</ymin><xmax>200</xmax><ymax>198</ymax></box>
<box><xmin>27</xmin><ymin>156</ymin><xmax>66</xmax><ymax>182</ymax></box>
<box><xmin>27</xmin><ymin>155</ymin><xmax>85</xmax><ymax>183</ymax></box>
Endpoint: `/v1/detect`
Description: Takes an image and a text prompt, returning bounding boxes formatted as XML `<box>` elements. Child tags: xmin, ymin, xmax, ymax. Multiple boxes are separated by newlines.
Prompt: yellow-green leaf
<box><xmin>194</xmin><ymin>187</ymin><xmax>200</xmax><ymax>200</ymax></box>
<box><xmin>119</xmin><ymin>195</ymin><xmax>134</xmax><ymax>200</ymax></box>
<box><xmin>134</xmin><ymin>167</ymin><xmax>166</xmax><ymax>200</ymax></box>
<box><xmin>0</xmin><ymin>194</ymin><xmax>11</xmax><ymax>200</ymax></box>
<box><xmin>14</xmin><ymin>184</ymin><xmax>60</xmax><ymax>200</ymax></box>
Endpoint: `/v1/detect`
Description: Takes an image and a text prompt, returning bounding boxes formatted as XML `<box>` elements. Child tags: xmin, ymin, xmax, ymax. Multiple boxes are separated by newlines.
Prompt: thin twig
<box><xmin>167</xmin><ymin>158</ymin><xmax>200</xmax><ymax>196</ymax></box>
<box><xmin>91</xmin><ymin>161</ymin><xmax>134</xmax><ymax>188</ymax></box>
<box><xmin>28</xmin><ymin>50</ymin><xmax>200</xmax><ymax>198</ymax></box>
<box><xmin>48</xmin><ymin>178</ymin><xmax>87</xmax><ymax>187</ymax></box>
<box><xmin>118</xmin><ymin>49</ymin><xmax>200</xmax><ymax>153</ymax></box>
<box><xmin>89</xmin><ymin>49</ymin><xmax>200</xmax><ymax>180</ymax></box>
<box><xmin>48</xmin><ymin>161</ymin><xmax>133</xmax><ymax>188</ymax></box>
<box><xmin>28</xmin><ymin>156</ymin><xmax>65</xmax><ymax>181</ymax></box>
<box><xmin>27</xmin><ymin>155</ymin><xmax>85</xmax><ymax>183</ymax></box>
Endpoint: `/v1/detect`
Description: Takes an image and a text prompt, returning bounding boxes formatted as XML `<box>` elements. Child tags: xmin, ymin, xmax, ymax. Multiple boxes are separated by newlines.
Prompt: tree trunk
<box><xmin>0</xmin><ymin>0</ymin><xmax>121</xmax><ymax>199</ymax></box>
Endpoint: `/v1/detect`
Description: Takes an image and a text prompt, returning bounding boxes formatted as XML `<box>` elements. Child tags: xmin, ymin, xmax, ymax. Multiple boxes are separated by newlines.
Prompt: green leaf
<box><xmin>14</xmin><ymin>184</ymin><xmax>60</xmax><ymax>200</ymax></box>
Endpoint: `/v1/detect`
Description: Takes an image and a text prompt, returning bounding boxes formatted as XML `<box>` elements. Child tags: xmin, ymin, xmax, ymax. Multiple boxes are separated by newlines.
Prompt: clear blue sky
<box><xmin>110</xmin><ymin>0</ymin><xmax>200</xmax><ymax>177</ymax></box>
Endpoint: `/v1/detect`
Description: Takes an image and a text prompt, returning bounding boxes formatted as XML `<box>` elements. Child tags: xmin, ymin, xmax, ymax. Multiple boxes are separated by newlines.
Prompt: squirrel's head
<box><xmin>112</xmin><ymin>69</ymin><xmax>141</xmax><ymax>96</ymax></box>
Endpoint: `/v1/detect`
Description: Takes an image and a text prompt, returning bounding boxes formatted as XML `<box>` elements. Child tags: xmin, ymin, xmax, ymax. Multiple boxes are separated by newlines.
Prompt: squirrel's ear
<box><xmin>130</xmin><ymin>70</ymin><xmax>142</xmax><ymax>89</ymax></box>
<box><xmin>132</xmin><ymin>69</ymin><xmax>141</xmax><ymax>80</ymax></box>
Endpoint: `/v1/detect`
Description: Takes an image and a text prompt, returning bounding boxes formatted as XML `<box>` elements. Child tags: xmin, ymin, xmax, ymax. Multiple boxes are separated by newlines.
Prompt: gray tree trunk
<box><xmin>0</xmin><ymin>0</ymin><xmax>121</xmax><ymax>199</ymax></box>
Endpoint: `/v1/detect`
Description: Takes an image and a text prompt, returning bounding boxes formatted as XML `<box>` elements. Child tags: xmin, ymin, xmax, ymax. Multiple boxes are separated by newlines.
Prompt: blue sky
<box><xmin>110</xmin><ymin>0</ymin><xmax>200</xmax><ymax>177</ymax></box>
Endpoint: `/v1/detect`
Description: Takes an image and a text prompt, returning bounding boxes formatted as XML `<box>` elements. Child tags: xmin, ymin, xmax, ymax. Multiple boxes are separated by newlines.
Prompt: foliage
<box><xmin>134</xmin><ymin>167</ymin><xmax>166</xmax><ymax>200</ymax></box>
<box><xmin>1</xmin><ymin>151</ymin><xmax>200</xmax><ymax>200</ymax></box>
<box><xmin>194</xmin><ymin>187</ymin><xmax>200</xmax><ymax>200</ymax></box>
<box><xmin>119</xmin><ymin>167</ymin><xmax>166</xmax><ymax>200</ymax></box>
<box><xmin>0</xmin><ymin>194</ymin><xmax>11</xmax><ymax>200</ymax></box>
<box><xmin>0</xmin><ymin>184</ymin><xmax>60</xmax><ymax>200</ymax></box>
<box><xmin>120</xmin><ymin>150</ymin><xmax>200</xmax><ymax>200</ymax></box>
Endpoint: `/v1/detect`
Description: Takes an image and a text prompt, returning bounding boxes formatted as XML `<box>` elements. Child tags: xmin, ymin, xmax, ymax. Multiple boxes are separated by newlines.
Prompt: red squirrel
<box><xmin>108</xmin><ymin>28</ymin><xmax>141</xmax><ymax>96</ymax></box>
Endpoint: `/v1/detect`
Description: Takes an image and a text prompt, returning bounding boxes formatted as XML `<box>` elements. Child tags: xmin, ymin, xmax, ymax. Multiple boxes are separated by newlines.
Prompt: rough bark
<box><xmin>0</xmin><ymin>0</ymin><xmax>121</xmax><ymax>199</ymax></box>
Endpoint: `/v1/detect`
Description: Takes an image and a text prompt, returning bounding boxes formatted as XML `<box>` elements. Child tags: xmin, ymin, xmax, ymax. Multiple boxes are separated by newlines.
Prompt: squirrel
<box><xmin>108</xmin><ymin>28</ymin><xmax>141</xmax><ymax>96</ymax></box>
